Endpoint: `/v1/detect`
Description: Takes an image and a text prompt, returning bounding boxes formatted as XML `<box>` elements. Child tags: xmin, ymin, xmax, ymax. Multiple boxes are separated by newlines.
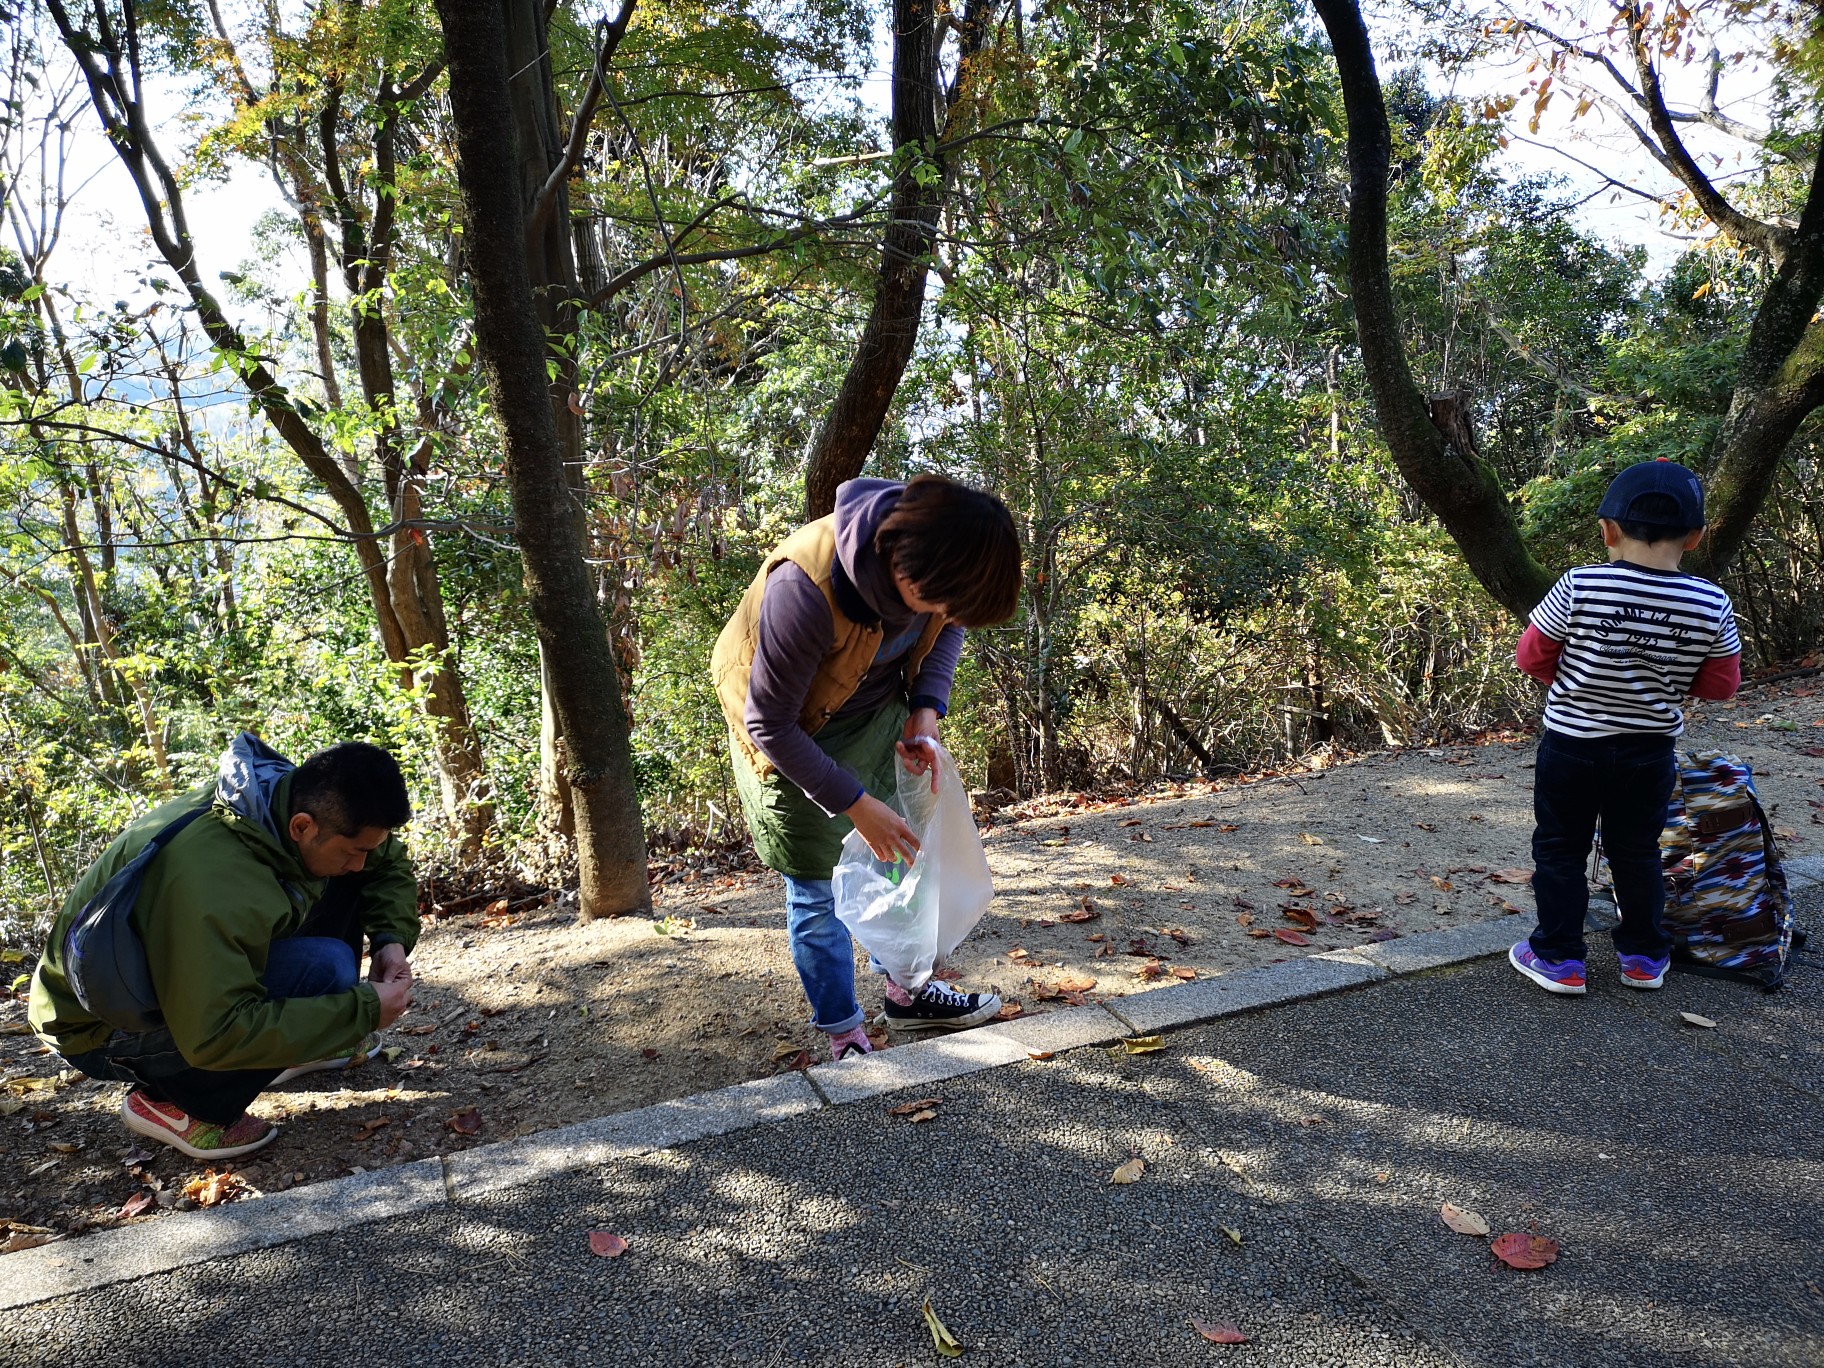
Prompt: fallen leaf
<box><xmin>1294</xmin><ymin>1114</ymin><xmax>1325</xmax><ymax>1126</ymax></box>
<box><xmin>1357</xmin><ymin>835</ymin><xmax>1384</xmax><ymax>843</ymax></box>
<box><xmin>1120</xmin><ymin>818</ymin><xmax>1144</xmax><ymax>826</ymax></box>
<box><xmin>1235</xmin><ymin>912</ymin><xmax>1254</xmax><ymax>927</ymax></box>
<box><xmin>1170</xmin><ymin>966</ymin><xmax>1197</xmax><ymax>980</ymax></box>
<box><xmin>1680</xmin><ymin>1012</ymin><xmax>1718</xmax><ymax>1029</ymax></box>
<box><xmin>1394</xmin><ymin>892</ymin><xmax>1418</xmax><ymax>905</ymax></box>
<box><xmin>907</xmin><ymin>1108</ymin><xmax>938</xmax><ymax>1124</ymax></box>
<box><xmin>48</xmin><ymin>1140</ymin><xmax>80</xmax><ymax>1155</ymax></box>
<box><xmin>1111</xmin><ymin>1157</ymin><xmax>1146</xmax><ymax>1185</ymax></box>
<box><xmin>1056</xmin><ymin>975</ymin><xmax>1097</xmax><ymax>993</ymax></box>
<box><xmin>922</xmin><ymin>1300</ymin><xmax>965</xmax><ymax>1358</ymax></box>
<box><xmin>1191</xmin><ymin>1318</ymin><xmax>1249</xmax><ymax>1344</ymax></box>
<box><xmin>1110</xmin><ymin>874</ymin><xmax>1129</xmax><ymax>886</ymax></box>
<box><xmin>588</xmin><ymin>1230</ymin><xmax>629</xmax><ymax>1258</ymax></box>
<box><xmin>1272</xmin><ymin>929</ymin><xmax>1309</xmax><ymax>945</ymax></box>
<box><xmin>1137</xmin><ymin>961</ymin><xmax>1165</xmax><ymax>980</ymax></box>
<box><xmin>1118</xmin><ymin>1035</ymin><xmax>1167</xmax><ymax>1054</ymax></box>
<box><xmin>1440</xmin><ymin>1202</ymin><xmax>1490</xmax><ymax>1236</ymax></box>
<box><xmin>888</xmin><ymin>1097</ymin><xmax>944</xmax><ymax>1116</ymax></box>
<box><xmin>1246</xmin><ymin>928</ymin><xmax>1270</xmax><ymax>939</ymax></box>
<box><xmin>398</xmin><ymin>1023</ymin><xmax>436</xmax><ymax>1035</ymax></box>
<box><xmin>446</xmin><ymin>1107</ymin><xmax>483</xmax><ymax>1136</ymax></box>
<box><xmin>1490</xmin><ymin>1232</ymin><xmax>1559</xmax><ymax>1270</ymax></box>
<box><xmin>1219</xmin><ymin>1225</ymin><xmax>1242</xmax><ymax>1245</ymax></box>
<box><xmin>117</xmin><ymin>1191</ymin><xmax>154</xmax><ymax>1220</ymax></box>
<box><xmin>1486</xmin><ymin>869</ymin><xmax>1533</xmax><ymax>885</ymax></box>
<box><xmin>1028</xmin><ymin>1050</ymin><xmax>1055</xmax><ymax>1061</ymax></box>
<box><xmin>1282</xmin><ymin>907</ymin><xmax>1318</xmax><ymax>932</ymax></box>
<box><xmin>0</xmin><ymin>1231</ymin><xmax>57</xmax><ymax>1253</ymax></box>
<box><xmin>1061</xmin><ymin>899</ymin><xmax>1100</xmax><ymax>923</ymax></box>
<box><xmin>641</xmin><ymin>1048</ymin><xmax>660</xmax><ymax>1060</ymax></box>
<box><xmin>1414</xmin><ymin>822</ymin><xmax>1437</xmax><ymax>832</ymax></box>
<box><xmin>1298</xmin><ymin>832</ymin><xmax>1323</xmax><ymax>845</ymax></box>
<box><xmin>1429</xmin><ymin>876</ymin><xmax>1454</xmax><ymax>892</ymax></box>
<box><xmin>996</xmin><ymin>1000</ymin><xmax>1025</xmax><ymax>1020</ymax></box>
<box><xmin>380</xmin><ymin>1046</ymin><xmax>405</xmax><ymax>1063</ymax></box>
<box><xmin>1272</xmin><ymin>879</ymin><xmax>1316</xmax><ymax>896</ymax></box>
<box><xmin>182</xmin><ymin>1169</ymin><xmax>249</xmax><ymax>1207</ymax></box>
<box><xmin>353</xmin><ymin>1117</ymin><xmax>392</xmax><ymax>1142</ymax></box>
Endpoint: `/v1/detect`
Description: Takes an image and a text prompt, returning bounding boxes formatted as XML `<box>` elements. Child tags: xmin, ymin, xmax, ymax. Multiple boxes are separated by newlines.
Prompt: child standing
<box><xmin>713</xmin><ymin>476</ymin><xmax>1021</xmax><ymax>1058</ymax></box>
<box><xmin>1511</xmin><ymin>459</ymin><xmax>1741</xmax><ymax>995</ymax></box>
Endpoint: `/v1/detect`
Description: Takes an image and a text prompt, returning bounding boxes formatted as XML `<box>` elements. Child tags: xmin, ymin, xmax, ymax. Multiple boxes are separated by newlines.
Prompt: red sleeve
<box><xmin>1516</xmin><ymin>623</ymin><xmax>1563</xmax><ymax>686</ymax></box>
<box><xmin>1689</xmin><ymin>653</ymin><xmax>1740</xmax><ymax>701</ymax></box>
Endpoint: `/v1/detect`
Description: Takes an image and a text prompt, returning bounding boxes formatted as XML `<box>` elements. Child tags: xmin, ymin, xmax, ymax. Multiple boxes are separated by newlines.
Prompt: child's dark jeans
<box><xmin>1530</xmin><ymin>728</ymin><xmax>1676</xmax><ymax>964</ymax></box>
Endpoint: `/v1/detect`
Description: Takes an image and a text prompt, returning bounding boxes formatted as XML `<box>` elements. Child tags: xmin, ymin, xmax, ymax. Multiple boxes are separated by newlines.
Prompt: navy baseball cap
<box><xmin>1597</xmin><ymin>458</ymin><xmax>1705</xmax><ymax>528</ymax></box>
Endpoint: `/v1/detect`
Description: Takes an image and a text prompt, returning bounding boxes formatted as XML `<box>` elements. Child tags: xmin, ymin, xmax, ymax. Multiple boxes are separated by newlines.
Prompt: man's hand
<box><xmin>368</xmin><ymin>942</ymin><xmax>413</xmax><ymax>985</ymax></box>
<box><xmin>374</xmin><ymin>974</ymin><xmax>412</xmax><ymax>1029</ymax></box>
<box><xmin>845</xmin><ymin>791</ymin><xmax>921</xmax><ymax>867</ymax></box>
<box><xmin>897</xmin><ymin>708</ymin><xmax>941</xmax><ymax>792</ymax></box>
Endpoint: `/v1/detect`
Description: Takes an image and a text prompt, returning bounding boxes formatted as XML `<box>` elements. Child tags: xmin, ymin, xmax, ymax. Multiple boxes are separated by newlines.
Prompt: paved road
<box><xmin>4</xmin><ymin>888</ymin><xmax>1820</xmax><ymax>1367</ymax></box>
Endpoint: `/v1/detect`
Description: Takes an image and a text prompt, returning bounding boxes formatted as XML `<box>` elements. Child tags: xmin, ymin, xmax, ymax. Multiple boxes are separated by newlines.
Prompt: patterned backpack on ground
<box><xmin>1656</xmin><ymin>750</ymin><xmax>1797</xmax><ymax>989</ymax></box>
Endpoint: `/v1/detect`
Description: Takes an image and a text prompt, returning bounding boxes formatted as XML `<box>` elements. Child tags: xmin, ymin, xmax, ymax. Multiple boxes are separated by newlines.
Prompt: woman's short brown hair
<box><xmin>874</xmin><ymin>475</ymin><xmax>1022</xmax><ymax>627</ymax></box>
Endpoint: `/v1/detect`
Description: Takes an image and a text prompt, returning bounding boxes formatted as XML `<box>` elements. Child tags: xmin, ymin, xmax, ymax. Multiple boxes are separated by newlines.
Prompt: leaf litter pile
<box><xmin>0</xmin><ymin>681</ymin><xmax>1815</xmax><ymax>1243</ymax></box>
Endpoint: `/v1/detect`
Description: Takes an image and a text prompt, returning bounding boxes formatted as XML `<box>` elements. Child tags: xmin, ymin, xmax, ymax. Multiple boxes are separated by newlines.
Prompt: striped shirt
<box><xmin>1530</xmin><ymin>561</ymin><xmax>1739</xmax><ymax>738</ymax></box>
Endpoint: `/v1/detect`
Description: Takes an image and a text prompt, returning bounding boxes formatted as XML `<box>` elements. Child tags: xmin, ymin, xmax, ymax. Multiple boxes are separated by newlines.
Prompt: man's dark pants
<box><xmin>1529</xmin><ymin>728</ymin><xmax>1677</xmax><ymax>964</ymax></box>
<box><xmin>62</xmin><ymin>885</ymin><xmax>366</xmax><ymax>1124</ymax></box>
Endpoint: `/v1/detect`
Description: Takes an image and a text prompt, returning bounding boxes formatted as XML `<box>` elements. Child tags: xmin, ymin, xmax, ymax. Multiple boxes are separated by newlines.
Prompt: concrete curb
<box><xmin>0</xmin><ymin>917</ymin><xmax>1522</xmax><ymax>1310</ymax></box>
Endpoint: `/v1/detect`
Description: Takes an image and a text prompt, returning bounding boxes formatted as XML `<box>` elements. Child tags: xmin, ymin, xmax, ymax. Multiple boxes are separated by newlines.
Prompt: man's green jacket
<box><xmin>29</xmin><ymin>771</ymin><xmax>418</xmax><ymax>1069</ymax></box>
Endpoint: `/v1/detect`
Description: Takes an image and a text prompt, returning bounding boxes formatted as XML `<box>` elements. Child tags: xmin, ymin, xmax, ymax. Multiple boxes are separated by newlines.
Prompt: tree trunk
<box><xmin>436</xmin><ymin>0</ymin><xmax>651</xmax><ymax>919</ymax></box>
<box><xmin>1311</xmin><ymin>0</ymin><xmax>1554</xmax><ymax>619</ymax></box>
<box><xmin>801</xmin><ymin>0</ymin><xmax>948</xmax><ymax>519</ymax></box>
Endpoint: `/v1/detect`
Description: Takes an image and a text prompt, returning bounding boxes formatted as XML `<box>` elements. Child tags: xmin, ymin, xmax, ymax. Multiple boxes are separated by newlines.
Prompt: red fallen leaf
<box><xmin>1061</xmin><ymin>899</ymin><xmax>1100</xmax><ymax>923</ymax></box>
<box><xmin>1272</xmin><ymin>929</ymin><xmax>1310</xmax><ymax>945</ymax></box>
<box><xmin>1191</xmin><ymin>1318</ymin><xmax>1249</xmax><ymax>1344</ymax></box>
<box><xmin>447</xmin><ymin>1107</ymin><xmax>483</xmax><ymax>1136</ymax></box>
<box><xmin>1491</xmin><ymin>1233</ymin><xmax>1559</xmax><ymax>1270</ymax></box>
<box><xmin>1110</xmin><ymin>874</ymin><xmax>1129</xmax><ymax>886</ymax></box>
<box><xmin>1282</xmin><ymin>906</ymin><xmax>1319</xmax><ymax>932</ymax></box>
<box><xmin>779</xmin><ymin>1049</ymin><xmax>813</xmax><ymax>1072</ymax></box>
<box><xmin>1271</xmin><ymin>879</ymin><xmax>1316</xmax><ymax>896</ymax></box>
<box><xmin>1800</xmin><ymin>746</ymin><xmax>1824</xmax><ymax>757</ymax></box>
<box><xmin>482</xmin><ymin>898</ymin><xmax>510</xmax><ymax>916</ymax></box>
<box><xmin>1137</xmin><ymin>961</ymin><xmax>1165</xmax><ymax>980</ymax></box>
<box><xmin>641</xmin><ymin>1048</ymin><xmax>660</xmax><ymax>1060</ymax></box>
<box><xmin>118</xmin><ymin>1190</ymin><xmax>154</xmax><ymax>1220</ymax></box>
<box><xmin>588</xmin><ymin>1231</ymin><xmax>629</xmax><ymax>1258</ymax></box>
<box><xmin>1165</xmin><ymin>928</ymin><xmax>1192</xmax><ymax>946</ymax></box>
<box><xmin>1485</xmin><ymin>869</ymin><xmax>1533</xmax><ymax>885</ymax></box>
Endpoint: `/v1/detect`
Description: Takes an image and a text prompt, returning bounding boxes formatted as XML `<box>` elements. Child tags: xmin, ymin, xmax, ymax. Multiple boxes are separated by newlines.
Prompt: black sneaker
<box><xmin>878</xmin><ymin>979</ymin><xmax>1001</xmax><ymax>1032</ymax></box>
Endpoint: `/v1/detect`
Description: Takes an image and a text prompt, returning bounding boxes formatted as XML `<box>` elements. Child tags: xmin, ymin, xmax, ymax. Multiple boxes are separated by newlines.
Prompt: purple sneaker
<box><xmin>1510</xmin><ymin>942</ymin><xmax>1587</xmax><ymax>995</ymax></box>
<box><xmin>1618</xmin><ymin>953</ymin><xmax>1670</xmax><ymax>990</ymax></box>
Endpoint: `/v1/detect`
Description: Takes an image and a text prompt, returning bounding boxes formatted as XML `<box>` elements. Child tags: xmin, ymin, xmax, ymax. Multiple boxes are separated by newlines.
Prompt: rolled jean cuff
<box><xmin>817</xmin><ymin>1008</ymin><xmax>867</xmax><ymax>1035</ymax></box>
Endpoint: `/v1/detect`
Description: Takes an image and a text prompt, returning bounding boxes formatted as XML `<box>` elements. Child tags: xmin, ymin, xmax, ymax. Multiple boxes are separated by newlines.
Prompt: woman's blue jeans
<box><xmin>784</xmin><ymin>876</ymin><xmax>866</xmax><ymax>1033</ymax></box>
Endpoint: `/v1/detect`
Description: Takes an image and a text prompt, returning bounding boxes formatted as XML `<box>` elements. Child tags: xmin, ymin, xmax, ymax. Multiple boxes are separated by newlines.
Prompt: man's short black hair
<box><xmin>1614</xmin><ymin>492</ymin><xmax>1700</xmax><ymax>546</ymax></box>
<box><xmin>291</xmin><ymin>743</ymin><xmax>411</xmax><ymax>836</ymax></box>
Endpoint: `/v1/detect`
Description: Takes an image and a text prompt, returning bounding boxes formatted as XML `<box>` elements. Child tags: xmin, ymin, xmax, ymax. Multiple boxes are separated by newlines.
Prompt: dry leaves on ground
<box><xmin>182</xmin><ymin>1169</ymin><xmax>250</xmax><ymax>1207</ymax></box>
<box><xmin>588</xmin><ymin>1231</ymin><xmax>629</xmax><ymax>1258</ymax></box>
<box><xmin>1440</xmin><ymin>1202</ymin><xmax>1490</xmax><ymax>1236</ymax></box>
<box><xmin>446</xmin><ymin>1107</ymin><xmax>484</xmax><ymax>1136</ymax></box>
<box><xmin>1490</xmin><ymin>1233</ymin><xmax>1560</xmax><ymax>1270</ymax></box>
<box><xmin>1111</xmin><ymin>1157</ymin><xmax>1146</xmax><ymax>1185</ymax></box>
<box><xmin>1681</xmin><ymin>1012</ymin><xmax>1718</xmax><ymax>1029</ymax></box>
<box><xmin>887</xmin><ymin>1097</ymin><xmax>943</xmax><ymax>1121</ymax></box>
<box><xmin>922</xmin><ymin>1300</ymin><xmax>964</xmax><ymax>1358</ymax></box>
<box><xmin>1192</xmin><ymin>1318</ymin><xmax>1250</xmax><ymax>1344</ymax></box>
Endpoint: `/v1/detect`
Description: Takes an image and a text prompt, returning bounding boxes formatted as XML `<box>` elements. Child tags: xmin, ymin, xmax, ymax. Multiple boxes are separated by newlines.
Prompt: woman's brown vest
<box><xmin>712</xmin><ymin>516</ymin><xmax>946</xmax><ymax>781</ymax></box>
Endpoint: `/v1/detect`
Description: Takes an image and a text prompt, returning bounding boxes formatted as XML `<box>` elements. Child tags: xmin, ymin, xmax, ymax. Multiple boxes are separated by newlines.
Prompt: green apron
<box><xmin>732</xmin><ymin>701</ymin><xmax>909</xmax><ymax>881</ymax></box>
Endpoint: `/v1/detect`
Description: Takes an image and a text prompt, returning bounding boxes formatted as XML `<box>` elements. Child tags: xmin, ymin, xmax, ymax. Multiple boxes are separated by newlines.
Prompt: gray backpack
<box><xmin>62</xmin><ymin>805</ymin><xmax>208</xmax><ymax>1032</ymax></box>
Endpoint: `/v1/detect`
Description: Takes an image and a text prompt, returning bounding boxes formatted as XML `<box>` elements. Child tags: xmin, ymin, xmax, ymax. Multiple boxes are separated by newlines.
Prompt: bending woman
<box><xmin>712</xmin><ymin>475</ymin><xmax>1021</xmax><ymax>1060</ymax></box>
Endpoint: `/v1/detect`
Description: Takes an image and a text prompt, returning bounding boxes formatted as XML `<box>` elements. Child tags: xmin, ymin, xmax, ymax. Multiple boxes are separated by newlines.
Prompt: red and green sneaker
<box><xmin>120</xmin><ymin>1089</ymin><xmax>279</xmax><ymax>1160</ymax></box>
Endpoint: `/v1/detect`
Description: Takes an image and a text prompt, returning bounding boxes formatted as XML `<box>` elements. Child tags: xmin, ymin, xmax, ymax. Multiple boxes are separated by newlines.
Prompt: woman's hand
<box><xmin>845</xmin><ymin>791</ymin><xmax>921</xmax><ymax>866</ymax></box>
<box><xmin>897</xmin><ymin>708</ymin><xmax>941</xmax><ymax>793</ymax></box>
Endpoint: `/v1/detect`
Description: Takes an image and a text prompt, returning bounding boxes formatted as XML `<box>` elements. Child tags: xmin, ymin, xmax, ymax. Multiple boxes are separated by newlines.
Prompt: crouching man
<box><xmin>28</xmin><ymin>733</ymin><xmax>418</xmax><ymax>1159</ymax></box>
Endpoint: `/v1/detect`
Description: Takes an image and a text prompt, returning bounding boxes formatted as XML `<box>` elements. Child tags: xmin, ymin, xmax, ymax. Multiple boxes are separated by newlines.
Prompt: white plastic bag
<box><xmin>832</xmin><ymin>739</ymin><xmax>993</xmax><ymax>992</ymax></box>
